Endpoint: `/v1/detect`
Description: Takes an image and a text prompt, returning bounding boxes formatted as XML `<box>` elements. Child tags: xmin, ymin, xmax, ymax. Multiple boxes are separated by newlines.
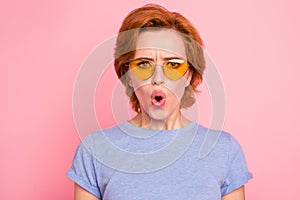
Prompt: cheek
<box><xmin>129</xmin><ymin>73</ymin><xmax>151</xmax><ymax>91</ymax></box>
<box><xmin>134</xmin><ymin>85</ymin><xmax>150</xmax><ymax>102</ymax></box>
<box><xmin>166</xmin><ymin>80</ymin><xmax>188</xmax><ymax>100</ymax></box>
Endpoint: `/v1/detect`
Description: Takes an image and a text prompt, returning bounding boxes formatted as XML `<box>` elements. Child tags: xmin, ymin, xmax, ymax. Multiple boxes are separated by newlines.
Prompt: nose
<box><xmin>151</xmin><ymin>64</ymin><xmax>165</xmax><ymax>85</ymax></box>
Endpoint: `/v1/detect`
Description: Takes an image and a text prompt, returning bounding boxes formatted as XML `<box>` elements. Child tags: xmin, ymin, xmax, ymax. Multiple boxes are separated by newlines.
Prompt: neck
<box><xmin>130</xmin><ymin>109</ymin><xmax>190</xmax><ymax>130</ymax></box>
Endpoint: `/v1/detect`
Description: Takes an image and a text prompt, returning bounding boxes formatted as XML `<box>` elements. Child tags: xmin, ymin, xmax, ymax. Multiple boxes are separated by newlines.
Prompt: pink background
<box><xmin>1</xmin><ymin>0</ymin><xmax>299</xmax><ymax>199</ymax></box>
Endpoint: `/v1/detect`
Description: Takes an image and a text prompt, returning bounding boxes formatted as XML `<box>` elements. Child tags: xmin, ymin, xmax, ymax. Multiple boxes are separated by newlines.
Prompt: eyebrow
<box><xmin>163</xmin><ymin>57</ymin><xmax>185</xmax><ymax>61</ymax></box>
<box><xmin>134</xmin><ymin>56</ymin><xmax>185</xmax><ymax>61</ymax></box>
<box><xmin>134</xmin><ymin>57</ymin><xmax>155</xmax><ymax>61</ymax></box>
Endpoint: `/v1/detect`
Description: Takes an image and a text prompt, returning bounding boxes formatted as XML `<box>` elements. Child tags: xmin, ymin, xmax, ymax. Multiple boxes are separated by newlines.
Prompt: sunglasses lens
<box><xmin>163</xmin><ymin>60</ymin><xmax>188</xmax><ymax>80</ymax></box>
<box><xmin>129</xmin><ymin>60</ymin><xmax>155</xmax><ymax>80</ymax></box>
<box><xmin>129</xmin><ymin>59</ymin><xmax>188</xmax><ymax>80</ymax></box>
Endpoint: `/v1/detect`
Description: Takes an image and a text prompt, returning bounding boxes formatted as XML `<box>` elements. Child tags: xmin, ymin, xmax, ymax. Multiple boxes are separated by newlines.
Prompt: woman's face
<box><xmin>128</xmin><ymin>30</ymin><xmax>191</xmax><ymax>121</ymax></box>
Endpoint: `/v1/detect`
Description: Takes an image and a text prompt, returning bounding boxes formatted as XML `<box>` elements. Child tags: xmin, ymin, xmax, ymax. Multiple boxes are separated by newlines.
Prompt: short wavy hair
<box><xmin>114</xmin><ymin>4</ymin><xmax>206</xmax><ymax>112</ymax></box>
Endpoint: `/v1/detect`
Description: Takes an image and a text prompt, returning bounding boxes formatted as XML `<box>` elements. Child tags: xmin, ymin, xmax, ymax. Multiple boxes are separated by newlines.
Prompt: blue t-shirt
<box><xmin>67</xmin><ymin>121</ymin><xmax>252</xmax><ymax>199</ymax></box>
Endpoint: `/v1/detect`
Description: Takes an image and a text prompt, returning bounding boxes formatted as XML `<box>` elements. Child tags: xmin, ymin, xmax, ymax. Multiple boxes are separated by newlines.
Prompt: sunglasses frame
<box><xmin>126</xmin><ymin>58</ymin><xmax>191</xmax><ymax>81</ymax></box>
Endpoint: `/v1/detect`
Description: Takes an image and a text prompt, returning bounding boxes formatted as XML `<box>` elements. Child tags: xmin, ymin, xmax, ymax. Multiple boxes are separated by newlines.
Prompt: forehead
<box><xmin>135</xmin><ymin>30</ymin><xmax>186</xmax><ymax>58</ymax></box>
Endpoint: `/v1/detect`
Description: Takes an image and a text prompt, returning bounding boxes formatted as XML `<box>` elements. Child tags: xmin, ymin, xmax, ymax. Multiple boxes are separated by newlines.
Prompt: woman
<box><xmin>67</xmin><ymin>4</ymin><xmax>252</xmax><ymax>200</ymax></box>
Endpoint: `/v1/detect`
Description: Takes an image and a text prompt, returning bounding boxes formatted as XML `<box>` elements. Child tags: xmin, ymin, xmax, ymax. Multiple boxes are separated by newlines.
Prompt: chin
<box><xmin>148</xmin><ymin>106</ymin><xmax>168</xmax><ymax>121</ymax></box>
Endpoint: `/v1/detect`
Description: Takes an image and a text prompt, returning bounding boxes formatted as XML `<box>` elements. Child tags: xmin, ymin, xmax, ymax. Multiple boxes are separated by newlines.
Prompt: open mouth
<box><xmin>151</xmin><ymin>90</ymin><xmax>166</xmax><ymax>106</ymax></box>
<box><xmin>154</xmin><ymin>96</ymin><xmax>163</xmax><ymax>102</ymax></box>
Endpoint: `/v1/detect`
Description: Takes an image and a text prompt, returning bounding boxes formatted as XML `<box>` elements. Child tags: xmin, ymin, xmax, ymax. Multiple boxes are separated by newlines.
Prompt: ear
<box><xmin>128</xmin><ymin>79</ymin><xmax>133</xmax><ymax>87</ymax></box>
<box><xmin>185</xmin><ymin>70</ymin><xmax>193</xmax><ymax>87</ymax></box>
<box><xmin>126</xmin><ymin>73</ymin><xmax>133</xmax><ymax>87</ymax></box>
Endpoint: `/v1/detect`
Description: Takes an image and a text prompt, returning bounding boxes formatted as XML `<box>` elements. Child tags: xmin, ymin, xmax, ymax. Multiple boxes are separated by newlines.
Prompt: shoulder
<box><xmin>83</xmin><ymin>123</ymin><xmax>126</xmax><ymax>143</ymax></box>
<box><xmin>195</xmin><ymin>124</ymin><xmax>241</xmax><ymax>159</ymax></box>
<box><xmin>196</xmin><ymin>124</ymin><xmax>238</xmax><ymax>145</ymax></box>
<box><xmin>77</xmin><ymin>124</ymin><xmax>123</xmax><ymax>154</ymax></box>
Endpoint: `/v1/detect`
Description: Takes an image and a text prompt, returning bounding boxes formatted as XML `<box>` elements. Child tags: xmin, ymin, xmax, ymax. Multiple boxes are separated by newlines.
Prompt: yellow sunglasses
<box><xmin>128</xmin><ymin>58</ymin><xmax>189</xmax><ymax>81</ymax></box>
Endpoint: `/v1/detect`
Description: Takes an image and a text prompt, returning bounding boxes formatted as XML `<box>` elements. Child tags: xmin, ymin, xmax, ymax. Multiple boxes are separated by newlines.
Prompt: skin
<box><xmin>74</xmin><ymin>30</ymin><xmax>246</xmax><ymax>199</ymax></box>
<box><xmin>128</xmin><ymin>30</ymin><xmax>192</xmax><ymax>130</ymax></box>
<box><xmin>74</xmin><ymin>184</ymin><xmax>99</xmax><ymax>200</ymax></box>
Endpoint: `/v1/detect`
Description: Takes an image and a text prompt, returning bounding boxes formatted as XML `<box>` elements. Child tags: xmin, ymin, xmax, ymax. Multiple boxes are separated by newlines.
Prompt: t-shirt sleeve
<box><xmin>221</xmin><ymin>135</ymin><xmax>253</xmax><ymax>196</ymax></box>
<box><xmin>66</xmin><ymin>140</ymin><xmax>102</xmax><ymax>199</ymax></box>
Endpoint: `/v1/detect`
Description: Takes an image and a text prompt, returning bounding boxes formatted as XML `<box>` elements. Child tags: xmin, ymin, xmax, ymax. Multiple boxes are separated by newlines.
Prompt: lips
<box><xmin>151</xmin><ymin>90</ymin><xmax>166</xmax><ymax>106</ymax></box>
